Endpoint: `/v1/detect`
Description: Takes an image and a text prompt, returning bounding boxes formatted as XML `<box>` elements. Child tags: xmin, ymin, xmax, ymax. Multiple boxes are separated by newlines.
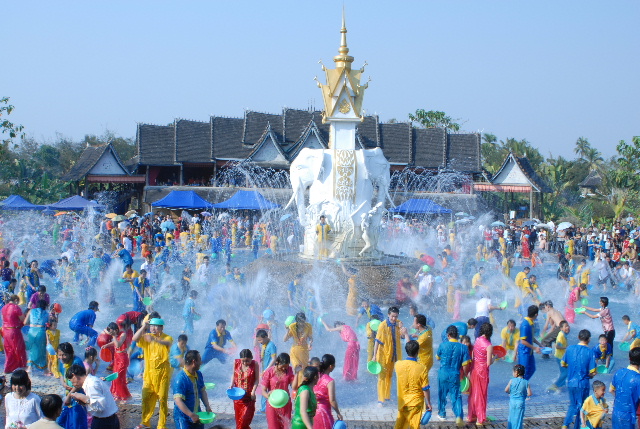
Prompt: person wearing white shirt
<box><xmin>473</xmin><ymin>294</ymin><xmax>504</xmax><ymax>339</ymax></box>
<box><xmin>27</xmin><ymin>394</ymin><xmax>64</xmax><ymax>429</ymax></box>
<box><xmin>5</xmin><ymin>370</ymin><xmax>42</xmax><ymax>428</ymax></box>
<box><xmin>66</xmin><ymin>364</ymin><xmax>120</xmax><ymax>429</ymax></box>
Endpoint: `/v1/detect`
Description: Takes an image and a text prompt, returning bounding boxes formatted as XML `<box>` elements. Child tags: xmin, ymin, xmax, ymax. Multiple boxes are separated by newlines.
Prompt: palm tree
<box><xmin>583</xmin><ymin>147</ymin><xmax>604</xmax><ymax>171</ymax></box>
<box><xmin>574</xmin><ymin>137</ymin><xmax>591</xmax><ymax>160</ymax></box>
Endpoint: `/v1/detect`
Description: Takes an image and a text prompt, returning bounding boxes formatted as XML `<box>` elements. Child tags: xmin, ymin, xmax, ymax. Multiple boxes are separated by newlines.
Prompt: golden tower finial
<box><xmin>333</xmin><ymin>6</ymin><xmax>354</xmax><ymax>68</ymax></box>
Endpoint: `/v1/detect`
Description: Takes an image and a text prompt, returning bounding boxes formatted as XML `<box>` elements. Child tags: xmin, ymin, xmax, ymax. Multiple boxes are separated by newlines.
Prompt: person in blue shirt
<box><xmin>132</xmin><ymin>270</ymin><xmax>151</xmax><ymax>312</ymax></box>
<box><xmin>355</xmin><ymin>299</ymin><xmax>384</xmax><ymax>326</ymax></box>
<box><xmin>440</xmin><ymin>320</ymin><xmax>474</xmax><ymax>343</ymax></box>
<box><xmin>256</xmin><ymin>329</ymin><xmax>277</xmax><ymax>412</ymax></box>
<box><xmin>621</xmin><ymin>315</ymin><xmax>640</xmax><ymax>344</ymax></box>
<box><xmin>610</xmin><ymin>347</ymin><xmax>640</xmax><ymax>429</ymax></box>
<box><xmin>592</xmin><ymin>334</ymin><xmax>613</xmax><ymax>370</ymax></box>
<box><xmin>170</xmin><ymin>334</ymin><xmax>190</xmax><ymax>370</ymax></box>
<box><xmin>436</xmin><ymin>324</ymin><xmax>471</xmax><ymax>425</ymax></box>
<box><xmin>561</xmin><ymin>329</ymin><xmax>596</xmax><ymax>429</ymax></box>
<box><xmin>518</xmin><ymin>305</ymin><xmax>541</xmax><ymax>381</ymax></box>
<box><xmin>202</xmin><ymin>319</ymin><xmax>236</xmax><ymax>365</ymax></box>
<box><xmin>68</xmin><ymin>301</ymin><xmax>99</xmax><ymax>347</ymax></box>
<box><xmin>173</xmin><ymin>350</ymin><xmax>213</xmax><ymax>429</ymax></box>
<box><xmin>182</xmin><ymin>290</ymin><xmax>200</xmax><ymax>335</ymax></box>
<box><xmin>113</xmin><ymin>243</ymin><xmax>133</xmax><ymax>269</ymax></box>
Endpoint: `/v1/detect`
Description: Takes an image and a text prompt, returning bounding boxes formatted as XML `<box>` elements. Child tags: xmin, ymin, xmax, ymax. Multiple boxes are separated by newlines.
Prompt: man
<box><xmin>287</xmin><ymin>274</ymin><xmax>304</xmax><ymax>310</ymax></box>
<box><xmin>621</xmin><ymin>315</ymin><xmax>640</xmax><ymax>347</ymax></box>
<box><xmin>112</xmin><ymin>243</ymin><xmax>133</xmax><ymax>269</ymax></box>
<box><xmin>132</xmin><ymin>269</ymin><xmax>150</xmax><ymax>312</ymax></box>
<box><xmin>67</xmin><ymin>364</ymin><xmax>120</xmax><ymax>428</ymax></box>
<box><xmin>560</xmin><ymin>329</ymin><xmax>596</xmax><ymax>429</ymax></box>
<box><xmin>540</xmin><ymin>301</ymin><xmax>567</xmax><ymax>355</ymax></box>
<box><xmin>203</xmin><ymin>319</ymin><xmax>236</xmax><ymax>365</ymax></box>
<box><xmin>501</xmin><ymin>320</ymin><xmax>520</xmax><ymax>360</ymax></box>
<box><xmin>68</xmin><ymin>301</ymin><xmax>99</xmax><ymax>347</ymax></box>
<box><xmin>316</xmin><ymin>215</ymin><xmax>331</xmax><ymax>259</ymax></box>
<box><xmin>403</xmin><ymin>314</ymin><xmax>433</xmax><ymax>373</ymax></box>
<box><xmin>356</xmin><ymin>299</ymin><xmax>384</xmax><ymax>326</ymax></box>
<box><xmin>373</xmin><ymin>306</ymin><xmax>405</xmax><ymax>406</ymax></box>
<box><xmin>396</xmin><ymin>274</ymin><xmax>417</xmax><ymax>307</ymax></box>
<box><xmin>583</xmin><ymin>297</ymin><xmax>615</xmax><ymax>347</ymax></box>
<box><xmin>173</xmin><ymin>350</ymin><xmax>213</xmax><ymax>429</ymax></box>
<box><xmin>471</xmin><ymin>267</ymin><xmax>485</xmax><ymax>291</ymax></box>
<box><xmin>436</xmin><ymin>325</ymin><xmax>470</xmax><ymax>426</ymax></box>
<box><xmin>29</xmin><ymin>394</ymin><xmax>64</xmax><ymax>429</ymax></box>
<box><xmin>132</xmin><ymin>317</ymin><xmax>173</xmax><ymax>429</ymax></box>
<box><xmin>522</xmin><ymin>274</ymin><xmax>542</xmax><ymax>305</ymax></box>
<box><xmin>548</xmin><ymin>321</ymin><xmax>570</xmax><ymax>392</ymax></box>
<box><xmin>196</xmin><ymin>256</ymin><xmax>213</xmax><ymax>289</ymax></box>
<box><xmin>610</xmin><ymin>347</ymin><xmax>640</xmax><ymax>429</ymax></box>
<box><xmin>514</xmin><ymin>266</ymin><xmax>531</xmax><ymax>311</ymax></box>
<box><xmin>256</xmin><ymin>329</ymin><xmax>277</xmax><ymax>412</ymax></box>
<box><xmin>518</xmin><ymin>305</ymin><xmax>541</xmax><ymax>380</ymax></box>
<box><xmin>473</xmin><ymin>293</ymin><xmax>504</xmax><ymax>339</ymax></box>
<box><xmin>394</xmin><ymin>340</ymin><xmax>431</xmax><ymax>429</ymax></box>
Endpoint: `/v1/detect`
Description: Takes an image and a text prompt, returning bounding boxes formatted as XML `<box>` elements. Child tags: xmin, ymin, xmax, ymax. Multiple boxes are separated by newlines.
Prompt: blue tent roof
<box><xmin>213</xmin><ymin>190</ymin><xmax>280</xmax><ymax>210</ymax></box>
<box><xmin>151</xmin><ymin>191</ymin><xmax>214</xmax><ymax>209</ymax></box>
<box><xmin>388</xmin><ymin>198</ymin><xmax>452</xmax><ymax>214</ymax></box>
<box><xmin>48</xmin><ymin>195</ymin><xmax>101</xmax><ymax>211</ymax></box>
<box><xmin>0</xmin><ymin>195</ymin><xmax>44</xmax><ymax>211</ymax></box>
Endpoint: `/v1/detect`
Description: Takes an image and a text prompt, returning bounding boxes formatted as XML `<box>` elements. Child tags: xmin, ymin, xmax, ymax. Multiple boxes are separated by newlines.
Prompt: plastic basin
<box><xmin>205</xmin><ymin>382</ymin><xmax>216</xmax><ymax>390</ymax></box>
<box><xmin>268</xmin><ymin>389</ymin><xmax>290</xmax><ymax>408</ymax></box>
<box><xmin>541</xmin><ymin>347</ymin><xmax>553</xmax><ymax>355</ymax></box>
<box><xmin>574</xmin><ymin>307</ymin><xmax>586</xmax><ymax>314</ymax></box>
<box><xmin>197</xmin><ymin>412</ymin><xmax>216</xmax><ymax>424</ymax></box>
<box><xmin>500</xmin><ymin>301</ymin><xmax>508</xmax><ymax>309</ymax></box>
<box><xmin>227</xmin><ymin>387</ymin><xmax>246</xmax><ymax>400</ymax></box>
<box><xmin>104</xmin><ymin>372</ymin><xmax>118</xmax><ymax>382</ymax></box>
<box><xmin>142</xmin><ymin>297</ymin><xmax>152</xmax><ymax>306</ymax></box>
<box><xmin>46</xmin><ymin>344</ymin><xmax>56</xmax><ymax>356</ymax></box>
<box><xmin>596</xmin><ymin>365</ymin><xmax>608</xmax><ymax>374</ymax></box>
<box><xmin>367</xmin><ymin>361</ymin><xmax>382</xmax><ymax>375</ymax></box>
<box><xmin>420</xmin><ymin>410</ymin><xmax>432</xmax><ymax>425</ymax></box>
<box><xmin>619</xmin><ymin>342</ymin><xmax>631</xmax><ymax>351</ymax></box>
<box><xmin>493</xmin><ymin>345</ymin><xmax>507</xmax><ymax>358</ymax></box>
<box><xmin>284</xmin><ymin>316</ymin><xmax>295</xmax><ymax>327</ymax></box>
<box><xmin>369</xmin><ymin>320</ymin><xmax>381</xmax><ymax>332</ymax></box>
<box><xmin>460</xmin><ymin>376</ymin><xmax>470</xmax><ymax>393</ymax></box>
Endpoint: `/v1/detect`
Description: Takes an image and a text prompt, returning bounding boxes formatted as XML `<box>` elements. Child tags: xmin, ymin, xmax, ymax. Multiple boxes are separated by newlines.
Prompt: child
<box><xmin>182</xmin><ymin>290</ymin><xmax>199</xmax><ymax>334</ymax></box>
<box><xmin>83</xmin><ymin>346</ymin><xmax>99</xmax><ymax>375</ymax></box>
<box><xmin>592</xmin><ymin>334</ymin><xmax>612</xmax><ymax>370</ymax></box>
<box><xmin>46</xmin><ymin>318</ymin><xmax>61</xmax><ymax>377</ymax></box>
<box><xmin>580</xmin><ymin>380</ymin><xmax>608</xmax><ymax>428</ymax></box>
<box><xmin>505</xmin><ymin>364</ymin><xmax>531</xmax><ymax>429</ymax></box>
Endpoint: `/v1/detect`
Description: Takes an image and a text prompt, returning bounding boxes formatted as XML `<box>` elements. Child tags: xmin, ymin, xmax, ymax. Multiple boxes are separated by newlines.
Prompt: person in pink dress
<box><xmin>2</xmin><ymin>294</ymin><xmax>27</xmax><ymax>373</ymax></box>
<box><xmin>105</xmin><ymin>322</ymin><xmax>131</xmax><ymax>401</ymax></box>
<box><xmin>565</xmin><ymin>283</ymin><xmax>586</xmax><ymax>324</ymax></box>
<box><xmin>261</xmin><ymin>352</ymin><xmax>297</xmax><ymax>429</ymax></box>
<box><xmin>467</xmin><ymin>323</ymin><xmax>495</xmax><ymax>425</ymax></box>
<box><xmin>321</xmin><ymin>320</ymin><xmax>360</xmax><ymax>381</ymax></box>
<box><xmin>313</xmin><ymin>354</ymin><xmax>343</xmax><ymax>429</ymax></box>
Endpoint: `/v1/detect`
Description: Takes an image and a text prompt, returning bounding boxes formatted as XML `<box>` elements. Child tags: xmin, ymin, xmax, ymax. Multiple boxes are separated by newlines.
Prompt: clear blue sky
<box><xmin>3</xmin><ymin>1</ymin><xmax>638</xmax><ymax>159</ymax></box>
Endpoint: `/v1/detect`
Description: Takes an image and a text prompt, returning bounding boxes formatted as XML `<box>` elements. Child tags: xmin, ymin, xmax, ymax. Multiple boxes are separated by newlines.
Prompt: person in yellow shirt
<box><xmin>502</xmin><ymin>256</ymin><xmax>512</xmax><ymax>278</ymax></box>
<box><xmin>513</xmin><ymin>267</ymin><xmax>530</xmax><ymax>309</ymax></box>
<box><xmin>403</xmin><ymin>314</ymin><xmax>433</xmax><ymax>373</ymax></box>
<box><xmin>393</xmin><ymin>340</ymin><xmax>431</xmax><ymax>429</ymax></box>
<box><xmin>132</xmin><ymin>317</ymin><xmax>173</xmax><ymax>429</ymax></box>
<box><xmin>580</xmin><ymin>380</ymin><xmax>608</xmax><ymax>428</ymax></box>
<box><xmin>316</xmin><ymin>215</ymin><xmax>331</xmax><ymax>259</ymax></box>
<box><xmin>548</xmin><ymin>321</ymin><xmax>570</xmax><ymax>392</ymax></box>
<box><xmin>501</xmin><ymin>319</ymin><xmax>520</xmax><ymax>359</ymax></box>
<box><xmin>471</xmin><ymin>267</ymin><xmax>485</xmax><ymax>291</ymax></box>
<box><xmin>373</xmin><ymin>306</ymin><xmax>405</xmax><ymax>405</ymax></box>
<box><xmin>522</xmin><ymin>275</ymin><xmax>542</xmax><ymax>305</ymax></box>
<box><xmin>46</xmin><ymin>319</ymin><xmax>62</xmax><ymax>377</ymax></box>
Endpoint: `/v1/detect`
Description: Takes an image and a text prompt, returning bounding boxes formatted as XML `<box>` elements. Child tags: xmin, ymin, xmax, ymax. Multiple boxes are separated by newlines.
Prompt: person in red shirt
<box><xmin>396</xmin><ymin>274</ymin><xmax>417</xmax><ymax>307</ymax></box>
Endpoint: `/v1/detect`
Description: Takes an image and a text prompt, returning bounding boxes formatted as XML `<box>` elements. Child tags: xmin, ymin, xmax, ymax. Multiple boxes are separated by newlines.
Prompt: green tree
<box><xmin>408</xmin><ymin>109</ymin><xmax>461</xmax><ymax>131</ymax></box>
<box><xmin>0</xmin><ymin>97</ymin><xmax>24</xmax><ymax>148</ymax></box>
<box><xmin>574</xmin><ymin>137</ymin><xmax>591</xmax><ymax>160</ymax></box>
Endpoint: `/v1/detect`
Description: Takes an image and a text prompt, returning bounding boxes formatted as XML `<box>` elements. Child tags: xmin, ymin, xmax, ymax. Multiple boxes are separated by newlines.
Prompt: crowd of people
<box><xmin>1</xmin><ymin>209</ymin><xmax>640</xmax><ymax>429</ymax></box>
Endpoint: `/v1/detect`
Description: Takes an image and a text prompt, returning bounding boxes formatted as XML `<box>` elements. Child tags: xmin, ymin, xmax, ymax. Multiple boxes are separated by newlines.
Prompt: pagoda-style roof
<box><xmin>578</xmin><ymin>169</ymin><xmax>602</xmax><ymax>189</ymax></box>
<box><xmin>61</xmin><ymin>143</ymin><xmax>131</xmax><ymax>181</ymax></box>
<box><xmin>486</xmin><ymin>152</ymin><xmax>552</xmax><ymax>193</ymax></box>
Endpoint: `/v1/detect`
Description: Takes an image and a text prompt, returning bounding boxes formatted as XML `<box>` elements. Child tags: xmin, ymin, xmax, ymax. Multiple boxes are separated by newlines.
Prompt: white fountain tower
<box><xmin>287</xmin><ymin>12</ymin><xmax>392</xmax><ymax>260</ymax></box>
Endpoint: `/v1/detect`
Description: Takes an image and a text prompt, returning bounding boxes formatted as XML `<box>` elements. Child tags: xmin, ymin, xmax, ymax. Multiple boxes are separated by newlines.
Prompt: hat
<box><xmin>149</xmin><ymin>318</ymin><xmax>165</xmax><ymax>326</ymax></box>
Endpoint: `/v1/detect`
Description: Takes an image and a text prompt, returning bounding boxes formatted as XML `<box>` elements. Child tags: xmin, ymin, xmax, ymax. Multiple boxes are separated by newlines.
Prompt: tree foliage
<box><xmin>408</xmin><ymin>109</ymin><xmax>461</xmax><ymax>131</ymax></box>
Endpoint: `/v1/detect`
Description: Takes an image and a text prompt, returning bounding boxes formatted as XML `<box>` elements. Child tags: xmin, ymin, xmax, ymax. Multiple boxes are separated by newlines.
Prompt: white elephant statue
<box><xmin>285</xmin><ymin>148</ymin><xmax>328</xmax><ymax>226</ymax></box>
<box><xmin>362</xmin><ymin>148</ymin><xmax>394</xmax><ymax>207</ymax></box>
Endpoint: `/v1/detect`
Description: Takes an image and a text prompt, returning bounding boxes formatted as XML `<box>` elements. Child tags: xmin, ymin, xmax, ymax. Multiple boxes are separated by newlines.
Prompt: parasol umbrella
<box><xmin>125</xmin><ymin>210</ymin><xmax>137</xmax><ymax>217</ymax></box>
<box><xmin>280</xmin><ymin>213</ymin><xmax>292</xmax><ymax>222</ymax></box>
<box><xmin>128</xmin><ymin>213</ymin><xmax>138</xmax><ymax>219</ymax></box>
<box><xmin>392</xmin><ymin>214</ymin><xmax>404</xmax><ymax>219</ymax></box>
<box><xmin>42</xmin><ymin>208</ymin><xmax>55</xmax><ymax>215</ymax></box>
<box><xmin>522</xmin><ymin>220</ymin><xmax>536</xmax><ymax>227</ymax></box>
<box><xmin>161</xmin><ymin>220</ymin><xmax>176</xmax><ymax>231</ymax></box>
<box><xmin>455</xmin><ymin>212</ymin><xmax>470</xmax><ymax>217</ymax></box>
<box><xmin>557</xmin><ymin>222</ymin><xmax>573</xmax><ymax>231</ymax></box>
<box><xmin>112</xmin><ymin>215</ymin><xmax>127</xmax><ymax>222</ymax></box>
<box><xmin>105</xmin><ymin>213</ymin><xmax>117</xmax><ymax>219</ymax></box>
<box><xmin>201</xmin><ymin>211</ymin><xmax>212</xmax><ymax>216</ymax></box>
<box><xmin>491</xmin><ymin>221</ymin><xmax>506</xmax><ymax>227</ymax></box>
<box><xmin>117</xmin><ymin>221</ymin><xmax>130</xmax><ymax>230</ymax></box>
<box><xmin>455</xmin><ymin>218</ymin><xmax>472</xmax><ymax>224</ymax></box>
<box><xmin>54</xmin><ymin>212</ymin><xmax>68</xmax><ymax>217</ymax></box>
<box><xmin>627</xmin><ymin>216</ymin><xmax>635</xmax><ymax>222</ymax></box>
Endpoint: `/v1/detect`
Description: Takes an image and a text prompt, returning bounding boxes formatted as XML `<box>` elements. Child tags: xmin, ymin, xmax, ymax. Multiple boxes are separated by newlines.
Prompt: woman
<box><xmin>261</xmin><ymin>353</ymin><xmax>296</xmax><ymax>429</ymax></box>
<box><xmin>292</xmin><ymin>366</ymin><xmax>319</xmax><ymax>429</ymax></box>
<box><xmin>231</xmin><ymin>349</ymin><xmax>259</xmax><ymax>429</ymax></box>
<box><xmin>467</xmin><ymin>323</ymin><xmax>495</xmax><ymax>425</ymax></box>
<box><xmin>24</xmin><ymin>299</ymin><xmax>48</xmax><ymax>372</ymax></box>
<box><xmin>105</xmin><ymin>322</ymin><xmax>131</xmax><ymax>401</ymax></box>
<box><xmin>284</xmin><ymin>313</ymin><xmax>313</xmax><ymax>381</ymax></box>
<box><xmin>565</xmin><ymin>283</ymin><xmax>586</xmax><ymax>324</ymax></box>
<box><xmin>1</xmin><ymin>294</ymin><xmax>27</xmax><ymax>373</ymax></box>
<box><xmin>521</xmin><ymin>236</ymin><xmax>531</xmax><ymax>260</ymax></box>
<box><xmin>23</xmin><ymin>260</ymin><xmax>41</xmax><ymax>303</ymax></box>
<box><xmin>312</xmin><ymin>354</ymin><xmax>343</xmax><ymax>429</ymax></box>
<box><xmin>5</xmin><ymin>370</ymin><xmax>42</xmax><ymax>427</ymax></box>
<box><xmin>321</xmin><ymin>320</ymin><xmax>360</xmax><ymax>381</ymax></box>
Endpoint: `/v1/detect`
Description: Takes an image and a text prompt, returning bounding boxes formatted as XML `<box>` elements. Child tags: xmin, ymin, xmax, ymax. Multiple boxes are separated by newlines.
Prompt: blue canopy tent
<box><xmin>213</xmin><ymin>190</ymin><xmax>280</xmax><ymax>210</ymax></box>
<box><xmin>0</xmin><ymin>195</ymin><xmax>44</xmax><ymax>210</ymax></box>
<box><xmin>388</xmin><ymin>198</ymin><xmax>452</xmax><ymax>214</ymax></box>
<box><xmin>151</xmin><ymin>190</ymin><xmax>215</xmax><ymax>210</ymax></box>
<box><xmin>47</xmin><ymin>195</ymin><xmax>101</xmax><ymax>211</ymax></box>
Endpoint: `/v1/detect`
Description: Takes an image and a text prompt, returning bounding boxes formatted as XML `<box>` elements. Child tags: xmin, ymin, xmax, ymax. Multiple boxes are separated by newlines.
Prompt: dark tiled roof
<box><xmin>176</xmin><ymin>120</ymin><xmax>212</xmax><ymax>162</ymax></box>
<box><xmin>61</xmin><ymin>144</ymin><xmax>129</xmax><ymax>181</ymax></box>
<box><xmin>283</xmin><ymin>109</ymin><xmax>327</xmax><ymax>144</ymax></box>
<box><xmin>579</xmin><ymin>170</ymin><xmax>602</xmax><ymax>188</ymax></box>
<box><xmin>514</xmin><ymin>155</ymin><xmax>553</xmax><ymax>193</ymax></box>
<box><xmin>242</xmin><ymin>111</ymin><xmax>283</xmax><ymax>145</ymax></box>
<box><xmin>137</xmin><ymin>124</ymin><xmax>176</xmax><ymax>165</ymax></box>
<box><xmin>211</xmin><ymin>117</ymin><xmax>249</xmax><ymax>159</ymax></box>
<box><xmin>380</xmin><ymin>123</ymin><xmax>412</xmax><ymax>163</ymax></box>
<box><xmin>414</xmin><ymin>128</ymin><xmax>447</xmax><ymax>169</ymax></box>
<box><xmin>447</xmin><ymin>133</ymin><xmax>481</xmax><ymax>172</ymax></box>
<box><xmin>356</xmin><ymin>115</ymin><xmax>379</xmax><ymax>149</ymax></box>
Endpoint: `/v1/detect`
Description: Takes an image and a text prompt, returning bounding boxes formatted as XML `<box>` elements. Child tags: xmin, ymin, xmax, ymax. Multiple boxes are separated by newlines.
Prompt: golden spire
<box><xmin>333</xmin><ymin>7</ymin><xmax>354</xmax><ymax>68</ymax></box>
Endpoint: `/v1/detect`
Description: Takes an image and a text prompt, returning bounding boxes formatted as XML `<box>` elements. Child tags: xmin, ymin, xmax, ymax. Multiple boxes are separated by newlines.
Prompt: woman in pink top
<box><xmin>467</xmin><ymin>323</ymin><xmax>495</xmax><ymax>425</ymax></box>
<box><xmin>313</xmin><ymin>354</ymin><xmax>343</xmax><ymax>429</ymax></box>
<box><xmin>261</xmin><ymin>353</ymin><xmax>297</xmax><ymax>429</ymax></box>
<box><xmin>1</xmin><ymin>295</ymin><xmax>27</xmax><ymax>373</ymax></box>
<box><xmin>321</xmin><ymin>320</ymin><xmax>360</xmax><ymax>381</ymax></box>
